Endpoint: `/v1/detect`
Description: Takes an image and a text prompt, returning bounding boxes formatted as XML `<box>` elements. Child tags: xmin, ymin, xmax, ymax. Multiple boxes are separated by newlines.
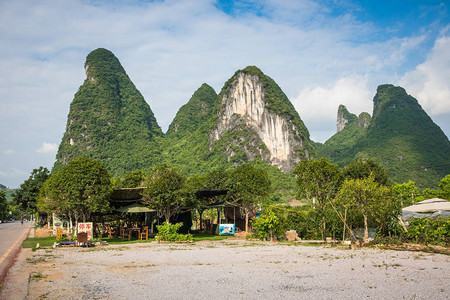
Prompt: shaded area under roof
<box><xmin>195</xmin><ymin>189</ymin><xmax>228</xmax><ymax>198</ymax></box>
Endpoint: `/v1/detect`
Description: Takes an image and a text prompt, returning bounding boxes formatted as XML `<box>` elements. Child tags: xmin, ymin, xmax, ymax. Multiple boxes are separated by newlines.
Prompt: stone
<box><xmin>285</xmin><ymin>230</ymin><xmax>301</xmax><ymax>242</ymax></box>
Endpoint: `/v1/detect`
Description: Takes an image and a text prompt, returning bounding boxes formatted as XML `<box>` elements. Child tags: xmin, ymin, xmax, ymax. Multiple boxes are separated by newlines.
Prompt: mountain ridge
<box><xmin>53</xmin><ymin>49</ymin><xmax>449</xmax><ymax>191</ymax></box>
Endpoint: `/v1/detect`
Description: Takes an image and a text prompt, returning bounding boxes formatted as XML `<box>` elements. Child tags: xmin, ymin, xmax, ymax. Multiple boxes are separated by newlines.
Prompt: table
<box><xmin>124</xmin><ymin>228</ymin><xmax>141</xmax><ymax>241</ymax></box>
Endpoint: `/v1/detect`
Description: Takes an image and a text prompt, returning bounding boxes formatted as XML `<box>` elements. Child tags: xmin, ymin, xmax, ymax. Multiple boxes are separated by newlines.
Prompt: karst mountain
<box><xmin>54</xmin><ymin>48</ymin><xmax>449</xmax><ymax>189</ymax></box>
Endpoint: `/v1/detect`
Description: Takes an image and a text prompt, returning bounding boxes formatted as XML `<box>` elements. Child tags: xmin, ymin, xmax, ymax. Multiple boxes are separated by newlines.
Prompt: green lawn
<box><xmin>23</xmin><ymin>236</ymin><xmax>57</xmax><ymax>251</ymax></box>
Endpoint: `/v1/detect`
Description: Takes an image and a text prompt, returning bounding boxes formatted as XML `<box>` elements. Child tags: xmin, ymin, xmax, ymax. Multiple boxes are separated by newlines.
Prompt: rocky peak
<box><xmin>336</xmin><ymin>105</ymin><xmax>357</xmax><ymax>132</ymax></box>
<box><xmin>210</xmin><ymin>66</ymin><xmax>311</xmax><ymax>172</ymax></box>
<box><xmin>357</xmin><ymin>112</ymin><xmax>371</xmax><ymax>129</ymax></box>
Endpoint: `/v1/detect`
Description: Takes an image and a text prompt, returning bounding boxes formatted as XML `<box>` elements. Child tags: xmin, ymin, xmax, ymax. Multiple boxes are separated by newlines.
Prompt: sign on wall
<box><xmin>52</xmin><ymin>213</ymin><xmax>64</xmax><ymax>235</ymax></box>
<box><xmin>219</xmin><ymin>224</ymin><xmax>235</xmax><ymax>235</ymax></box>
<box><xmin>78</xmin><ymin>222</ymin><xmax>93</xmax><ymax>240</ymax></box>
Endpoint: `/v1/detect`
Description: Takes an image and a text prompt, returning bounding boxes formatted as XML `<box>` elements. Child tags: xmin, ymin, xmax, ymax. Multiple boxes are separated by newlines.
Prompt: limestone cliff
<box><xmin>210</xmin><ymin>66</ymin><xmax>313</xmax><ymax>172</ymax></box>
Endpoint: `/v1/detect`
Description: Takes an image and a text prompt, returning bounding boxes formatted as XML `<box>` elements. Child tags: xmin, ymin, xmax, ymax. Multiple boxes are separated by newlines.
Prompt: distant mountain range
<box><xmin>54</xmin><ymin>48</ymin><xmax>449</xmax><ymax>189</ymax></box>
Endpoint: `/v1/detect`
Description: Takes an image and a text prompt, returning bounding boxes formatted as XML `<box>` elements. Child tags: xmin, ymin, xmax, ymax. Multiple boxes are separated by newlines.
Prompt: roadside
<box><xmin>0</xmin><ymin>224</ymin><xmax>34</xmax><ymax>300</ymax></box>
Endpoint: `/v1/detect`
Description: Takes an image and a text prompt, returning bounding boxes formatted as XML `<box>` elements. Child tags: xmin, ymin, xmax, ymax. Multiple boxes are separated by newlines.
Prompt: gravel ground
<box><xmin>22</xmin><ymin>240</ymin><xmax>449</xmax><ymax>299</ymax></box>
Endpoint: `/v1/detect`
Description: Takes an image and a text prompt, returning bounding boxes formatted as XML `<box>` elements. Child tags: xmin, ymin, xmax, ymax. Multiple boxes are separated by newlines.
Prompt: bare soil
<box><xmin>4</xmin><ymin>240</ymin><xmax>450</xmax><ymax>299</ymax></box>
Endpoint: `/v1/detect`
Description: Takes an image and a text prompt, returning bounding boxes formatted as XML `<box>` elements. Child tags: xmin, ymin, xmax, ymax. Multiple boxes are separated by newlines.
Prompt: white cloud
<box><xmin>3</xmin><ymin>149</ymin><xmax>15</xmax><ymax>155</ymax></box>
<box><xmin>293</xmin><ymin>76</ymin><xmax>373</xmax><ymax>142</ymax></box>
<box><xmin>0</xmin><ymin>168</ymin><xmax>28</xmax><ymax>180</ymax></box>
<box><xmin>36</xmin><ymin>143</ymin><xmax>58</xmax><ymax>154</ymax></box>
<box><xmin>0</xmin><ymin>0</ymin><xmax>447</xmax><ymax>187</ymax></box>
<box><xmin>400</xmin><ymin>35</ymin><xmax>450</xmax><ymax>115</ymax></box>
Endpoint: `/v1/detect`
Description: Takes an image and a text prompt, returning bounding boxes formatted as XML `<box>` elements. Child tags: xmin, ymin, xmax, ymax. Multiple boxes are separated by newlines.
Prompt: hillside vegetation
<box><xmin>54</xmin><ymin>49</ymin><xmax>448</xmax><ymax>196</ymax></box>
<box><xmin>318</xmin><ymin>85</ymin><xmax>450</xmax><ymax>188</ymax></box>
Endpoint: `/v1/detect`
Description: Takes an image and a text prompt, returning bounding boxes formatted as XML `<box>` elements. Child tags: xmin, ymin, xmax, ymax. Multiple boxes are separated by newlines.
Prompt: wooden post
<box><xmin>342</xmin><ymin>208</ymin><xmax>347</xmax><ymax>241</ymax></box>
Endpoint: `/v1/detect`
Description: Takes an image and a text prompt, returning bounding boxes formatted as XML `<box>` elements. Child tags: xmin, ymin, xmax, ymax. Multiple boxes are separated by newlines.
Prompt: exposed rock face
<box><xmin>337</xmin><ymin>105</ymin><xmax>351</xmax><ymax>132</ymax></box>
<box><xmin>210</xmin><ymin>69</ymin><xmax>307</xmax><ymax>172</ymax></box>
<box><xmin>357</xmin><ymin>112</ymin><xmax>371</xmax><ymax>129</ymax></box>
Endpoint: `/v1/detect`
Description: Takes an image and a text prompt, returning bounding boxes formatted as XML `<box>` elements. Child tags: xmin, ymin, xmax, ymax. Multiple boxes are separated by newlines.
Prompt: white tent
<box><xmin>403</xmin><ymin>198</ymin><xmax>450</xmax><ymax>213</ymax></box>
<box><xmin>401</xmin><ymin>198</ymin><xmax>450</xmax><ymax>223</ymax></box>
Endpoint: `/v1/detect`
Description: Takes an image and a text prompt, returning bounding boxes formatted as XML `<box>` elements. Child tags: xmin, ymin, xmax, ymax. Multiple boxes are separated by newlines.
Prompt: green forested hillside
<box><xmin>54</xmin><ymin>49</ymin><xmax>448</xmax><ymax>197</ymax></box>
<box><xmin>54</xmin><ymin>48</ymin><xmax>163</xmax><ymax>176</ymax></box>
<box><xmin>319</xmin><ymin>84</ymin><xmax>450</xmax><ymax>188</ymax></box>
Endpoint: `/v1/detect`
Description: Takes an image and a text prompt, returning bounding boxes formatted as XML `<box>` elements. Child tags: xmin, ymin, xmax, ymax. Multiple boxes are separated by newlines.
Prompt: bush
<box><xmin>407</xmin><ymin>218</ymin><xmax>450</xmax><ymax>246</ymax></box>
<box><xmin>252</xmin><ymin>210</ymin><xmax>280</xmax><ymax>240</ymax></box>
<box><xmin>156</xmin><ymin>222</ymin><xmax>193</xmax><ymax>242</ymax></box>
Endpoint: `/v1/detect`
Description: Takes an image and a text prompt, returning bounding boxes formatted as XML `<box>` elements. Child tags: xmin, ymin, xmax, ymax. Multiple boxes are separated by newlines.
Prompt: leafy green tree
<box><xmin>142</xmin><ymin>165</ymin><xmax>194</xmax><ymax>223</ymax></box>
<box><xmin>38</xmin><ymin>158</ymin><xmax>112</xmax><ymax>223</ymax></box>
<box><xmin>438</xmin><ymin>174</ymin><xmax>450</xmax><ymax>200</ymax></box>
<box><xmin>114</xmin><ymin>170</ymin><xmax>147</xmax><ymax>188</ymax></box>
<box><xmin>393</xmin><ymin>181</ymin><xmax>420</xmax><ymax>206</ymax></box>
<box><xmin>225</xmin><ymin>164</ymin><xmax>271</xmax><ymax>232</ymax></box>
<box><xmin>252</xmin><ymin>208</ymin><xmax>280</xmax><ymax>240</ymax></box>
<box><xmin>422</xmin><ymin>174</ymin><xmax>450</xmax><ymax>200</ymax></box>
<box><xmin>293</xmin><ymin>158</ymin><xmax>343</xmax><ymax>241</ymax></box>
<box><xmin>336</xmin><ymin>174</ymin><xmax>398</xmax><ymax>242</ymax></box>
<box><xmin>0</xmin><ymin>190</ymin><xmax>9</xmax><ymax>221</ymax></box>
<box><xmin>13</xmin><ymin>167</ymin><xmax>50</xmax><ymax>215</ymax></box>
<box><xmin>343</xmin><ymin>158</ymin><xmax>390</xmax><ymax>186</ymax></box>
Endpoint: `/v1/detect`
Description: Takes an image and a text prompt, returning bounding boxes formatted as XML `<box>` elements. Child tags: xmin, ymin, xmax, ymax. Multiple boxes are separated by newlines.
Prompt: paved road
<box><xmin>0</xmin><ymin>221</ymin><xmax>32</xmax><ymax>284</ymax></box>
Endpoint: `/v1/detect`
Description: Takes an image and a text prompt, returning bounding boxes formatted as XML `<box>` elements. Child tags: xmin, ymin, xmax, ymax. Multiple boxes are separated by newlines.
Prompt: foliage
<box><xmin>319</xmin><ymin>84</ymin><xmax>450</xmax><ymax>188</ymax></box>
<box><xmin>38</xmin><ymin>158</ymin><xmax>113</xmax><ymax>222</ymax></box>
<box><xmin>335</xmin><ymin>175</ymin><xmax>401</xmax><ymax>241</ymax></box>
<box><xmin>407</xmin><ymin>218</ymin><xmax>450</xmax><ymax>246</ymax></box>
<box><xmin>343</xmin><ymin>158</ymin><xmax>390</xmax><ymax>186</ymax></box>
<box><xmin>114</xmin><ymin>170</ymin><xmax>147</xmax><ymax>188</ymax></box>
<box><xmin>422</xmin><ymin>174</ymin><xmax>450</xmax><ymax>200</ymax></box>
<box><xmin>293</xmin><ymin>158</ymin><xmax>343</xmax><ymax>240</ymax></box>
<box><xmin>13</xmin><ymin>167</ymin><xmax>50</xmax><ymax>215</ymax></box>
<box><xmin>252</xmin><ymin>209</ymin><xmax>280</xmax><ymax>240</ymax></box>
<box><xmin>268</xmin><ymin>205</ymin><xmax>344</xmax><ymax>240</ymax></box>
<box><xmin>53</xmin><ymin>48</ymin><xmax>162</xmax><ymax>178</ymax></box>
<box><xmin>0</xmin><ymin>190</ymin><xmax>8</xmax><ymax>220</ymax></box>
<box><xmin>155</xmin><ymin>222</ymin><xmax>193</xmax><ymax>242</ymax></box>
<box><xmin>225</xmin><ymin>164</ymin><xmax>271</xmax><ymax>231</ymax></box>
<box><xmin>142</xmin><ymin>165</ymin><xmax>194</xmax><ymax>223</ymax></box>
<box><xmin>392</xmin><ymin>181</ymin><xmax>420</xmax><ymax>206</ymax></box>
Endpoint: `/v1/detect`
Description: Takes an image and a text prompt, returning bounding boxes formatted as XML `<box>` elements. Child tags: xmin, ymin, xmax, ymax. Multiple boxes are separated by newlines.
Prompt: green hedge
<box><xmin>407</xmin><ymin>218</ymin><xmax>450</xmax><ymax>246</ymax></box>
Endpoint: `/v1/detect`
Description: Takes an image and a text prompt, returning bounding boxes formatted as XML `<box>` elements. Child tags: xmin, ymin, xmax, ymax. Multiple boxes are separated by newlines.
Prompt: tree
<box><xmin>225</xmin><ymin>164</ymin><xmax>271</xmax><ymax>232</ymax></box>
<box><xmin>0</xmin><ymin>191</ymin><xmax>9</xmax><ymax>221</ymax></box>
<box><xmin>114</xmin><ymin>170</ymin><xmax>148</xmax><ymax>188</ymax></box>
<box><xmin>336</xmin><ymin>174</ymin><xmax>399</xmax><ymax>242</ymax></box>
<box><xmin>422</xmin><ymin>174</ymin><xmax>450</xmax><ymax>200</ymax></box>
<box><xmin>343</xmin><ymin>158</ymin><xmax>390</xmax><ymax>186</ymax></box>
<box><xmin>252</xmin><ymin>208</ymin><xmax>280</xmax><ymax>241</ymax></box>
<box><xmin>13</xmin><ymin>167</ymin><xmax>50</xmax><ymax>215</ymax></box>
<box><xmin>438</xmin><ymin>174</ymin><xmax>450</xmax><ymax>200</ymax></box>
<box><xmin>142</xmin><ymin>165</ymin><xmax>194</xmax><ymax>223</ymax></box>
<box><xmin>38</xmin><ymin>158</ymin><xmax>112</xmax><ymax>223</ymax></box>
<box><xmin>293</xmin><ymin>158</ymin><xmax>343</xmax><ymax>241</ymax></box>
<box><xmin>392</xmin><ymin>181</ymin><xmax>420</xmax><ymax>206</ymax></box>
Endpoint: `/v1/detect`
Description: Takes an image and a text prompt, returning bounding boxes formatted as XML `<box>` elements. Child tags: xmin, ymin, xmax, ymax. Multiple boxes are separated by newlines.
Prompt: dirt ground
<box><xmin>3</xmin><ymin>240</ymin><xmax>449</xmax><ymax>300</ymax></box>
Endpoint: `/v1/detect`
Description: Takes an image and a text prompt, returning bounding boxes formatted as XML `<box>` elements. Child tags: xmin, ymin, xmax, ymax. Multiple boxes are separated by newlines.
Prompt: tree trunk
<box><xmin>322</xmin><ymin>214</ymin><xmax>326</xmax><ymax>242</ymax></box>
<box><xmin>364</xmin><ymin>214</ymin><xmax>369</xmax><ymax>242</ymax></box>
<box><xmin>199</xmin><ymin>209</ymin><xmax>203</xmax><ymax>231</ymax></box>
<box><xmin>245</xmin><ymin>210</ymin><xmax>249</xmax><ymax>232</ymax></box>
<box><xmin>164</xmin><ymin>212</ymin><xmax>170</xmax><ymax>224</ymax></box>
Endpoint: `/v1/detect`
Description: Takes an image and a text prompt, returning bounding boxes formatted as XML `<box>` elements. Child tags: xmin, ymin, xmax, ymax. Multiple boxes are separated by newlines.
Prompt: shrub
<box><xmin>407</xmin><ymin>218</ymin><xmax>450</xmax><ymax>246</ymax></box>
<box><xmin>252</xmin><ymin>210</ymin><xmax>280</xmax><ymax>240</ymax></box>
<box><xmin>156</xmin><ymin>222</ymin><xmax>193</xmax><ymax>242</ymax></box>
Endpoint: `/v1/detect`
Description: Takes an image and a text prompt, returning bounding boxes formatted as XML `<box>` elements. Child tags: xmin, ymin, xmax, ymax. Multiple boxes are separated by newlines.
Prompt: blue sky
<box><xmin>0</xmin><ymin>0</ymin><xmax>449</xmax><ymax>188</ymax></box>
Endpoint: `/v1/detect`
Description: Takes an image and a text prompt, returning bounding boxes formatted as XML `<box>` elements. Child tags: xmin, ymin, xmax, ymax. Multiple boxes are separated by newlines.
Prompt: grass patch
<box><xmin>23</xmin><ymin>237</ymin><xmax>56</xmax><ymax>251</ymax></box>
